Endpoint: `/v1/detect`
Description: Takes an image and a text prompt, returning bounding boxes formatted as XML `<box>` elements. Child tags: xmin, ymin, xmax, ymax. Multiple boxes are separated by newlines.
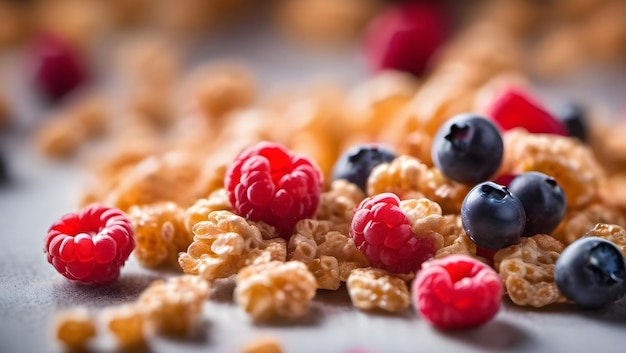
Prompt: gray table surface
<box><xmin>2</xmin><ymin>27</ymin><xmax>626</xmax><ymax>353</ymax></box>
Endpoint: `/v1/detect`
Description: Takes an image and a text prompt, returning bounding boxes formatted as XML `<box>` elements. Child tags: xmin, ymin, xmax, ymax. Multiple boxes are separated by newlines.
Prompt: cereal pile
<box><xmin>15</xmin><ymin>0</ymin><xmax>626</xmax><ymax>351</ymax></box>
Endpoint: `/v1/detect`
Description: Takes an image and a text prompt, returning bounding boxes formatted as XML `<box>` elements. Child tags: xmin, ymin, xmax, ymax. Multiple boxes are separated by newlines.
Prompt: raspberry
<box><xmin>486</xmin><ymin>89</ymin><xmax>568</xmax><ymax>136</ymax></box>
<box><xmin>30</xmin><ymin>32</ymin><xmax>88</xmax><ymax>102</ymax></box>
<box><xmin>349</xmin><ymin>193</ymin><xmax>435</xmax><ymax>275</ymax></box>
<box><xmin>44</xmin><ymin>204</ymin><xmax>135</xmax><ymax>285</ymax></box>
<box><xmin>412</xmin><ymin>254</ymin><xmax>502</xmax><ymax>330</ymax></box>
<box><xmin>363</xmin><ymin>2</ymin><xmax>449</xmax><ymax>77</ymax></box>
<box><xmin>225</xmin><ymin>141</ymin><xmax>323</xmax><ymax>239</ymax></box>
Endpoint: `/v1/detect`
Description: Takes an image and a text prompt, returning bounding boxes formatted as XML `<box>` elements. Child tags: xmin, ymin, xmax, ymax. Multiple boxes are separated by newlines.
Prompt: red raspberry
<box><xmin>225</xmin><ymin>141</ymin><xmax>323</xmax><ymax>239</ymax></box>
<box><xmin>486</xmin><ymin>89</ymin><xmax>568</xmax><ymax>136</ymax></box>
<box><xmin>363</xmin><ymin>3</ymin><xmax>449</xmax><ymax>77</ymax></box>
<box><xmin>350</xmin><ymin>193</ymin><xmax>435</xmax><ymax>275</ymax></box>
<box><xmin>44</xmin><ymin>204</ymin><xmax>135</xmax><ymax>285</ymax></box>
<box><xmin>30</xmin><ymin>32</ymin><xmax>88</xmax><ymax>102</ymax></box>
<box><xmin>412</xmin><ymin>254</ymin><xmax>503</xmax><ymax>330</ymax></box>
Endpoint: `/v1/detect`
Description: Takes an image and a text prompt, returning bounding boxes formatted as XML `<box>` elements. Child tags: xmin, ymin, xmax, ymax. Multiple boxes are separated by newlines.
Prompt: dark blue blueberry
<box><xmin>555</xmin><ymin>102</ymin><xmax>587</xmax><ymax>142</ymax></box>
<box><xmin>508</xmin><ymin>172</ymin><xmax>566</xmax><ymax>237</ymax></box>
<box><xmin>431</xmin><ymin>113</ymin><xmax>503</xmax><ymax>185</ymax></box>
<box><xmin>331</xmin><ymin>144</ymin><xmax>396</xmax><ymax>192</ymax></box>
<box><xmin>555</xmin><ymin>237</ymin><xmax>626</xmax><ymax>309</ymax></box>
<box><xmin>461</xmin><ymin>181</ymin><xmax>526</xmax><ymax>249</ymax></box>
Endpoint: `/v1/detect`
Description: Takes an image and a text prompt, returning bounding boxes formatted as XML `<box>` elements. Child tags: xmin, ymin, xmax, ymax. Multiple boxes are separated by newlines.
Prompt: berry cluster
<box><xmin>44</xmin><ymin>204</ymin><xmax>135</xmax><ymax>285</ymax></box>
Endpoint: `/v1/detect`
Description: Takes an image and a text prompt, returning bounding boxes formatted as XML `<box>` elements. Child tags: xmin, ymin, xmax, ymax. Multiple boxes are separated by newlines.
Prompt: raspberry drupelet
<box><xmin>350</xmin><ymin>193</ymin><xmax>435</xmax><ymax>275</ymax></box>
<box><xmin>225</xmin><ymin>141</ymin><xmax>323</xmax><ymax>239</ymax></box>
<box><xmin>44</xmin><ymin>204</ymin><xmax>135</xmax><ymax>285</ymax></box>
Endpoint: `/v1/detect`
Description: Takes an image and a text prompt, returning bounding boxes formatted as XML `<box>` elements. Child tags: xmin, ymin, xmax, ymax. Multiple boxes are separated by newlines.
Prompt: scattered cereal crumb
<box><xmin>240</xmin><ymin>335</ymin><xmax>283</xmax><ymax>353</ymax></box>
<box><xmin>102</xmin><ymin>304</ymin><xmax>146</xmax><ymax>348</ymax></box>
<box><xmin>346</xmin><ymin>267</ymin><xmax>410</xmax><ymax>313</ymax></box>
<box><xmin>235</xmin><ymin>260</ymin><xmax>317</xmax><ymax>321</ymax></box>
<box><xmin>54</xmin><ymin>307</ymin><xmax>96</xmax><ymax>350</ymax></box>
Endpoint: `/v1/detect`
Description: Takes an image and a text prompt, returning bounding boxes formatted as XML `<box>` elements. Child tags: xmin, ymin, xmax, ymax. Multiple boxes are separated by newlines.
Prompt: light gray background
<box><xmin>1</xmin><ymin>26</ymin><xmax>626</xmax><ymax>353</ymax></box>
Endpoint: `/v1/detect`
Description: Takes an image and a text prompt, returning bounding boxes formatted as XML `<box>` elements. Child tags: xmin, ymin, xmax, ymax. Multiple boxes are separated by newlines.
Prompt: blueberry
<box><xmin>555</xmin><ymin>102</ymin><xmax>587</xmax><ymax>142</ymax></box>
<box><xmin>461</xmin><ymin>182</ymin><xmax>526</xmax><ymax>249</ymax></box>
<box><xmin>508</xmin><ymin>172</ymin><xmax>566</xmax><ymax>237</ymax></box>
<box><xmin>432</xmin><ymin>113</ymin><xmax>503</xmax><ymax>185</ymax></box>
<box><xmin>332</xmin><ymin>144</ymin><xmax>396</xmax><ymax>192</ymax></box>
<box><xmin>555</xmin><ymin>237</ymin><xmax>626</xmax><ymax>309</ymax></box>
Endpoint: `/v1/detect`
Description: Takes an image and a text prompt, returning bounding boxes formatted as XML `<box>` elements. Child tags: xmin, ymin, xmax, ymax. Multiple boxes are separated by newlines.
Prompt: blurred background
<box><xmin>0</xmin><ymin>0</ymin><xmax>625</xmax><ymax>199</ymax></box>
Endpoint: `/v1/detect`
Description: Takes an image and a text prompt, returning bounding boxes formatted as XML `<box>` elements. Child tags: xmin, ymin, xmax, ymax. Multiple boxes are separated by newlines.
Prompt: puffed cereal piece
<box><xmin>346</xmin><ymin>267</ymin><xmax>410</xmax><ymax>313</ymax></box>
<box><xmin>367</xmin><ymin>155</ymin><xmax>428</xmax><ymax>198</ymax></box>
<box><xmin>189</xmin><ymin>64</ymin><xmax>255</xmax><ymax>120</ymax></box>
<box><xmin>184</xmin><ymin>188</ymin><xmax>232</xmax><ymax>235</ymax></box>
<box><xmin>288</xmin><ymin>219</ymin><xmax>369</xmax><ymax>281</ymax></box>
<box><xmin>494</xmin><ymin>234</ymin><xmax>567</xmax><ymax>307</ymax></box>
<box><xmin>129</xmin><ymin>202</ymin><xmax>192</xmax><ymax>268</ymax></box>
<box><xmin>139</xmin><ymin>275</ymin><xmax>210</xmax><ymax>336</ymax></box>
<box><xmin>105</xmin><ymin>152</ymin><xmax>202</xmax><ymax>211</ymax></box>
<box><xmin>551</xmin><ymin>203</ymin><xmax>626</xmax><ymax>246</ymax></box>
<box><xmin>399</xmin><ymin>198</ymin><xmax>445</xmax><ymax>251</ymax></box>
<box><xmin>54</xmin><ymin>307</ymin><xmax>96</xmax><ymax>350</ymax></box>
<box><xmin>240</xmin><ymin>335</ymin><xmax>283</xmax><ymax>353</ymax></box>
<box><xmin>316</xmin><ymin>180</ymin><xmax>365</xmax><ymax>225</ymax></box>
<box><xmin>583</xmin><ymin>223</ymin><xmax>626</xmax><ymax>257</ymax></box>
<box><xmin>35</xmin><ymin>116</ymin><xmax>86</xmax><ymax>159</ymax></box>
<box><xmin>368</xmin><ymin>156</ymin><xmax>468</xmax><ymax>214</ymax></box>
<box><xmin>179</xmin><ymin>210</ymin><xmax>274</xmax><ymax>280</ymax></box>
<box><xmin>500</xmin><ymin>128</ymin><xmax>603</xmax><ymax>208</ymax></box>
<box><xmin>435</xmin><ymin>232</ymin><xmax>477</xmax><ymax>259</ymax></box>
<box><xmin>307</xmin><ymin>255</ymin><xmax>341</xmax><ymax>290</ymax></box>
<box><xmin>235</xmin><ymin>260</ymin><xmax>317</xmax><ymax>321</ymax></box>
<box><xmin>102</xmin><ymin>304</ymin><xmax>146</xmax><ymax>348</ymax></box>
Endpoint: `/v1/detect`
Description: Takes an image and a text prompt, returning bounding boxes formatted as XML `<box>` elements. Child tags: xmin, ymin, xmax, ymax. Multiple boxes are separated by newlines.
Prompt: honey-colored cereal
<box><xmin>583</xmin><ymin>223</ymin><xmax>626</xmax><ymax>257</ymax></box>
<box><xmin>367</xmin><ymin>155</ymin><xmax>428</xmax><ymax>198</ymax></box>
<box><xmin>551</xmin><ymin>202</ymin><xmax>626</xmax><ymax>246</ymax></box>
<box><xmin>307</xmin><ymin>255</ymin><xmax>341</xmax><ymax>290</ymax></box>
<box><xmin>184</xmin><ymin>188</ymin><xmax>232</xmax><ymax>235</ymax></box>
<box><xmin>346</xmin><ymin>267</ymin><xmax>410</xmax><ymax>313</ymax></box>
<box><xmin>399</xmin><ymin>198</ymin><xmax>445</xmax><ymax>251</ymax></box>
<box><xmin>54</xmin><ymin>307</ymin><xmax>96</xmax><ymax>350</ymax></box>
<box><xmin>179</xmin><ymin>210</ymin><xmax>282</xmax><ymax>280</ymax></box>
<box><xmin>240</xmin><ymin>336</ymin><xmax>283</xmax><ymax>353</ymax></box>
<box><xmin>501</xmin><ymin>128</ymin><xmax>603</xmax><ymax>209</ymax></box>
<box><xmin>494</xmin><ymin>234</ymin><xmax>567</xmax><ymax>307</ymax></box>
<box><xmin>316</xmin><ymin>180</ymin><xmax>365</xmax><ymax>225</ymax></box>
<box><xmin>129</xmin><ymin>202</ymin><xmax>192</xmax><ymax>268</ymax></box>
<box><xmin>139</xmin><ymin>275</ymin><xmax>210</xmax><ymax>336</ymax></box>
<box><xmin>35</xmin><ymin>116</ymin><xmax>86</xmax><ymax>159</ymax></box>
<box><xmin>104</xmin><ymin>151</ymin><xmax>202</xmax><ymax>211</ymax></box>
<box><xmin>102</xmin><ymin>304</ymin><xmax>146</xmax><ymax>348</ymax></box>
<box><xmin>235</xmin><ymin>260</ymin><xmax>317</xmax><ymax>321</ymax></box>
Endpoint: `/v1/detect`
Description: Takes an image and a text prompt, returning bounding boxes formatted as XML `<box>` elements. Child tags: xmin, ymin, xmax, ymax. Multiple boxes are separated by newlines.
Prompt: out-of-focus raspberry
<box><xmin>225</xmin><ymin>141</ymin><xmax>323</xmax><ymax>238</ymax></box>
<box><xmin>128</xmin><ymin>202</ymin><xmax>191</xmax><ymax>268</ymax></box>
<box><xmin>500</xmin><ymin>128</ymin><xmax>603</xmax><ymax>208</ymax></box>
<box><xmin>494</xmin><ymin>234</ymin><xmax>567</xmax><ymax>307</ymax></box>
<box><xmin>412</xmin><ymin>254</ymin><xmax>502</xmax><ymax>330</ymax></box>
<box><xmin>350</xmin><ymin>193</ymin><xmax>436</xmax><ymax>275</ymax></box>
